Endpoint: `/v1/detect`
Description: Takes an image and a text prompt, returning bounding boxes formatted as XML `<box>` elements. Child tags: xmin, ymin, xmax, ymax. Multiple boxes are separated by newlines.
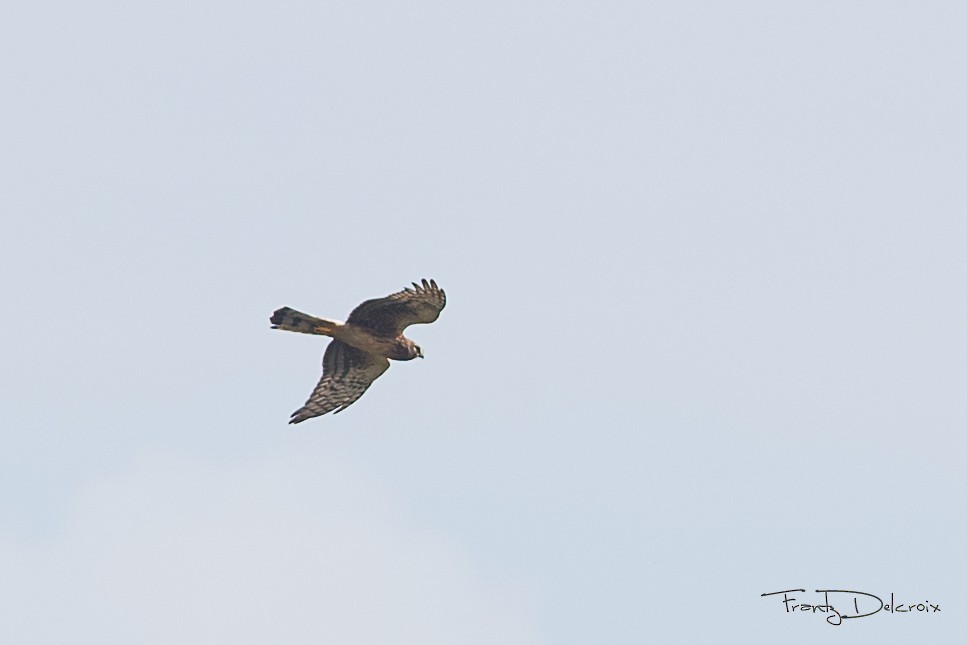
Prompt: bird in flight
<box><xmin>270</xmin><ymin>279</ymin><xmax>446</xmax><ymax>423</ymax></box>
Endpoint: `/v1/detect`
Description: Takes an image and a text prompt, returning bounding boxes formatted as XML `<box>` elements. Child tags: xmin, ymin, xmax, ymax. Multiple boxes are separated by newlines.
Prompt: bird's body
<box><xmin>271</xmin><ymin>279</ymin><xmax>445</xmax><ymax>423</ymax></box>
<box><xmin>270</xmin><ymin>311</ymin><xmax>419</xmax><ymax>360</ymax></box>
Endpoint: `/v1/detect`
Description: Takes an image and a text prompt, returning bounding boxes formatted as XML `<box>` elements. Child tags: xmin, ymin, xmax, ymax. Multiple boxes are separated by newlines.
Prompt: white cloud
<box><xmin>0</xmin><ymin>449</ymin><xmax>540</xmax><ymax>645</ymax></box>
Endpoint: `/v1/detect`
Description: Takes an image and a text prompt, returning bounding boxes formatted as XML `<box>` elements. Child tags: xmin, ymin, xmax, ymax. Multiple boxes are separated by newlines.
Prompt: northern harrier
<box><xmin>271</xmin><ymin>279</ymin><xmax>446</xmax><ymax>423</ymax></box>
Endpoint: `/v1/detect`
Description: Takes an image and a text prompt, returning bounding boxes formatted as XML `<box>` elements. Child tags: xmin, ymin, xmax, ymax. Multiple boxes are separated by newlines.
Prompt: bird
<box><xmin>270</xmin><ymin>279</ymin><xmax>446</xmax><ymax>423</ymax></box>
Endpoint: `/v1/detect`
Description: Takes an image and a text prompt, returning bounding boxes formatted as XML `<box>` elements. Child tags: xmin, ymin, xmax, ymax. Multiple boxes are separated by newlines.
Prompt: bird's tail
<box><xmin>270</xmin><ymin>307</ymin><xmax>340</xmax><ymax>336</ymax></box>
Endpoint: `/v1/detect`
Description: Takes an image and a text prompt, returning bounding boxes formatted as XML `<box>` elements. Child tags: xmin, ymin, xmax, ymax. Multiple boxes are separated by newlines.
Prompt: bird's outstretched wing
<box><xmin>346</xmin><ymin>278</ymin><xmax>446</xmax><ymax>337</ymax></box>
<box><xmin>289</xmin><ymin>340</ymin><xmax>390</xmax><ymax>423</ymax></box>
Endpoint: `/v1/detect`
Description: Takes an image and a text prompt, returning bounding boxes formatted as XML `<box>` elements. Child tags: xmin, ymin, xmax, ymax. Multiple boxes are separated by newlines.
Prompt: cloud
<box><xmin>0</xmin><ymin>449</ymin><xmax>540</xmax><ymax>644</ymax></box>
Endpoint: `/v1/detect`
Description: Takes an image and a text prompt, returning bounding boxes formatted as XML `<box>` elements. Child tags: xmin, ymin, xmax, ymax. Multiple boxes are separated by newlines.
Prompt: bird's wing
<box><xmin>288</xmin><ymin>340</ymin><xmax>390</xmax><ymax>423</ymax></box>
<box><xmin>345</xmin><ymin>278</ymin><xmax>446</xmax><ymax>337</ymax></box>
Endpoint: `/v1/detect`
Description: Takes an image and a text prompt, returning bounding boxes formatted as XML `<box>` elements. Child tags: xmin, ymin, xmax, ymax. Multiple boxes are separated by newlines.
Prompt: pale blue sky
<box><xmin>1</xmin><ymin>2</ymin><xmax>965</xmax><ymax>643</ymax></box>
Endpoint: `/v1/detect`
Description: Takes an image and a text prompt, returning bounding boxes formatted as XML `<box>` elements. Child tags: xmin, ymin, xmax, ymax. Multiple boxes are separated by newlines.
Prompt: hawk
<box><xmin>270</xmin><ymin>279</ymin><xmax>446</xmax><ymax>423</ymax></box>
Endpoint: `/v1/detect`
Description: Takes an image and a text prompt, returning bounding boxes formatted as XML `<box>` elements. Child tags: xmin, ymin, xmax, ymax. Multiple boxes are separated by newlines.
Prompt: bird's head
<box><xmin>393</xmin><ymin>338</ymin><xmax>423</xmax><ymax>361</ymax></box>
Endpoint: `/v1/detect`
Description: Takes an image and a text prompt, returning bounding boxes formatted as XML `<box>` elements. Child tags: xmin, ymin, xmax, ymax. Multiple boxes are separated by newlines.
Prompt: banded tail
<box><xmin>270</xmin><ymin>307</ymin><xmax>340</xmax><ymax>336</ymax></box>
